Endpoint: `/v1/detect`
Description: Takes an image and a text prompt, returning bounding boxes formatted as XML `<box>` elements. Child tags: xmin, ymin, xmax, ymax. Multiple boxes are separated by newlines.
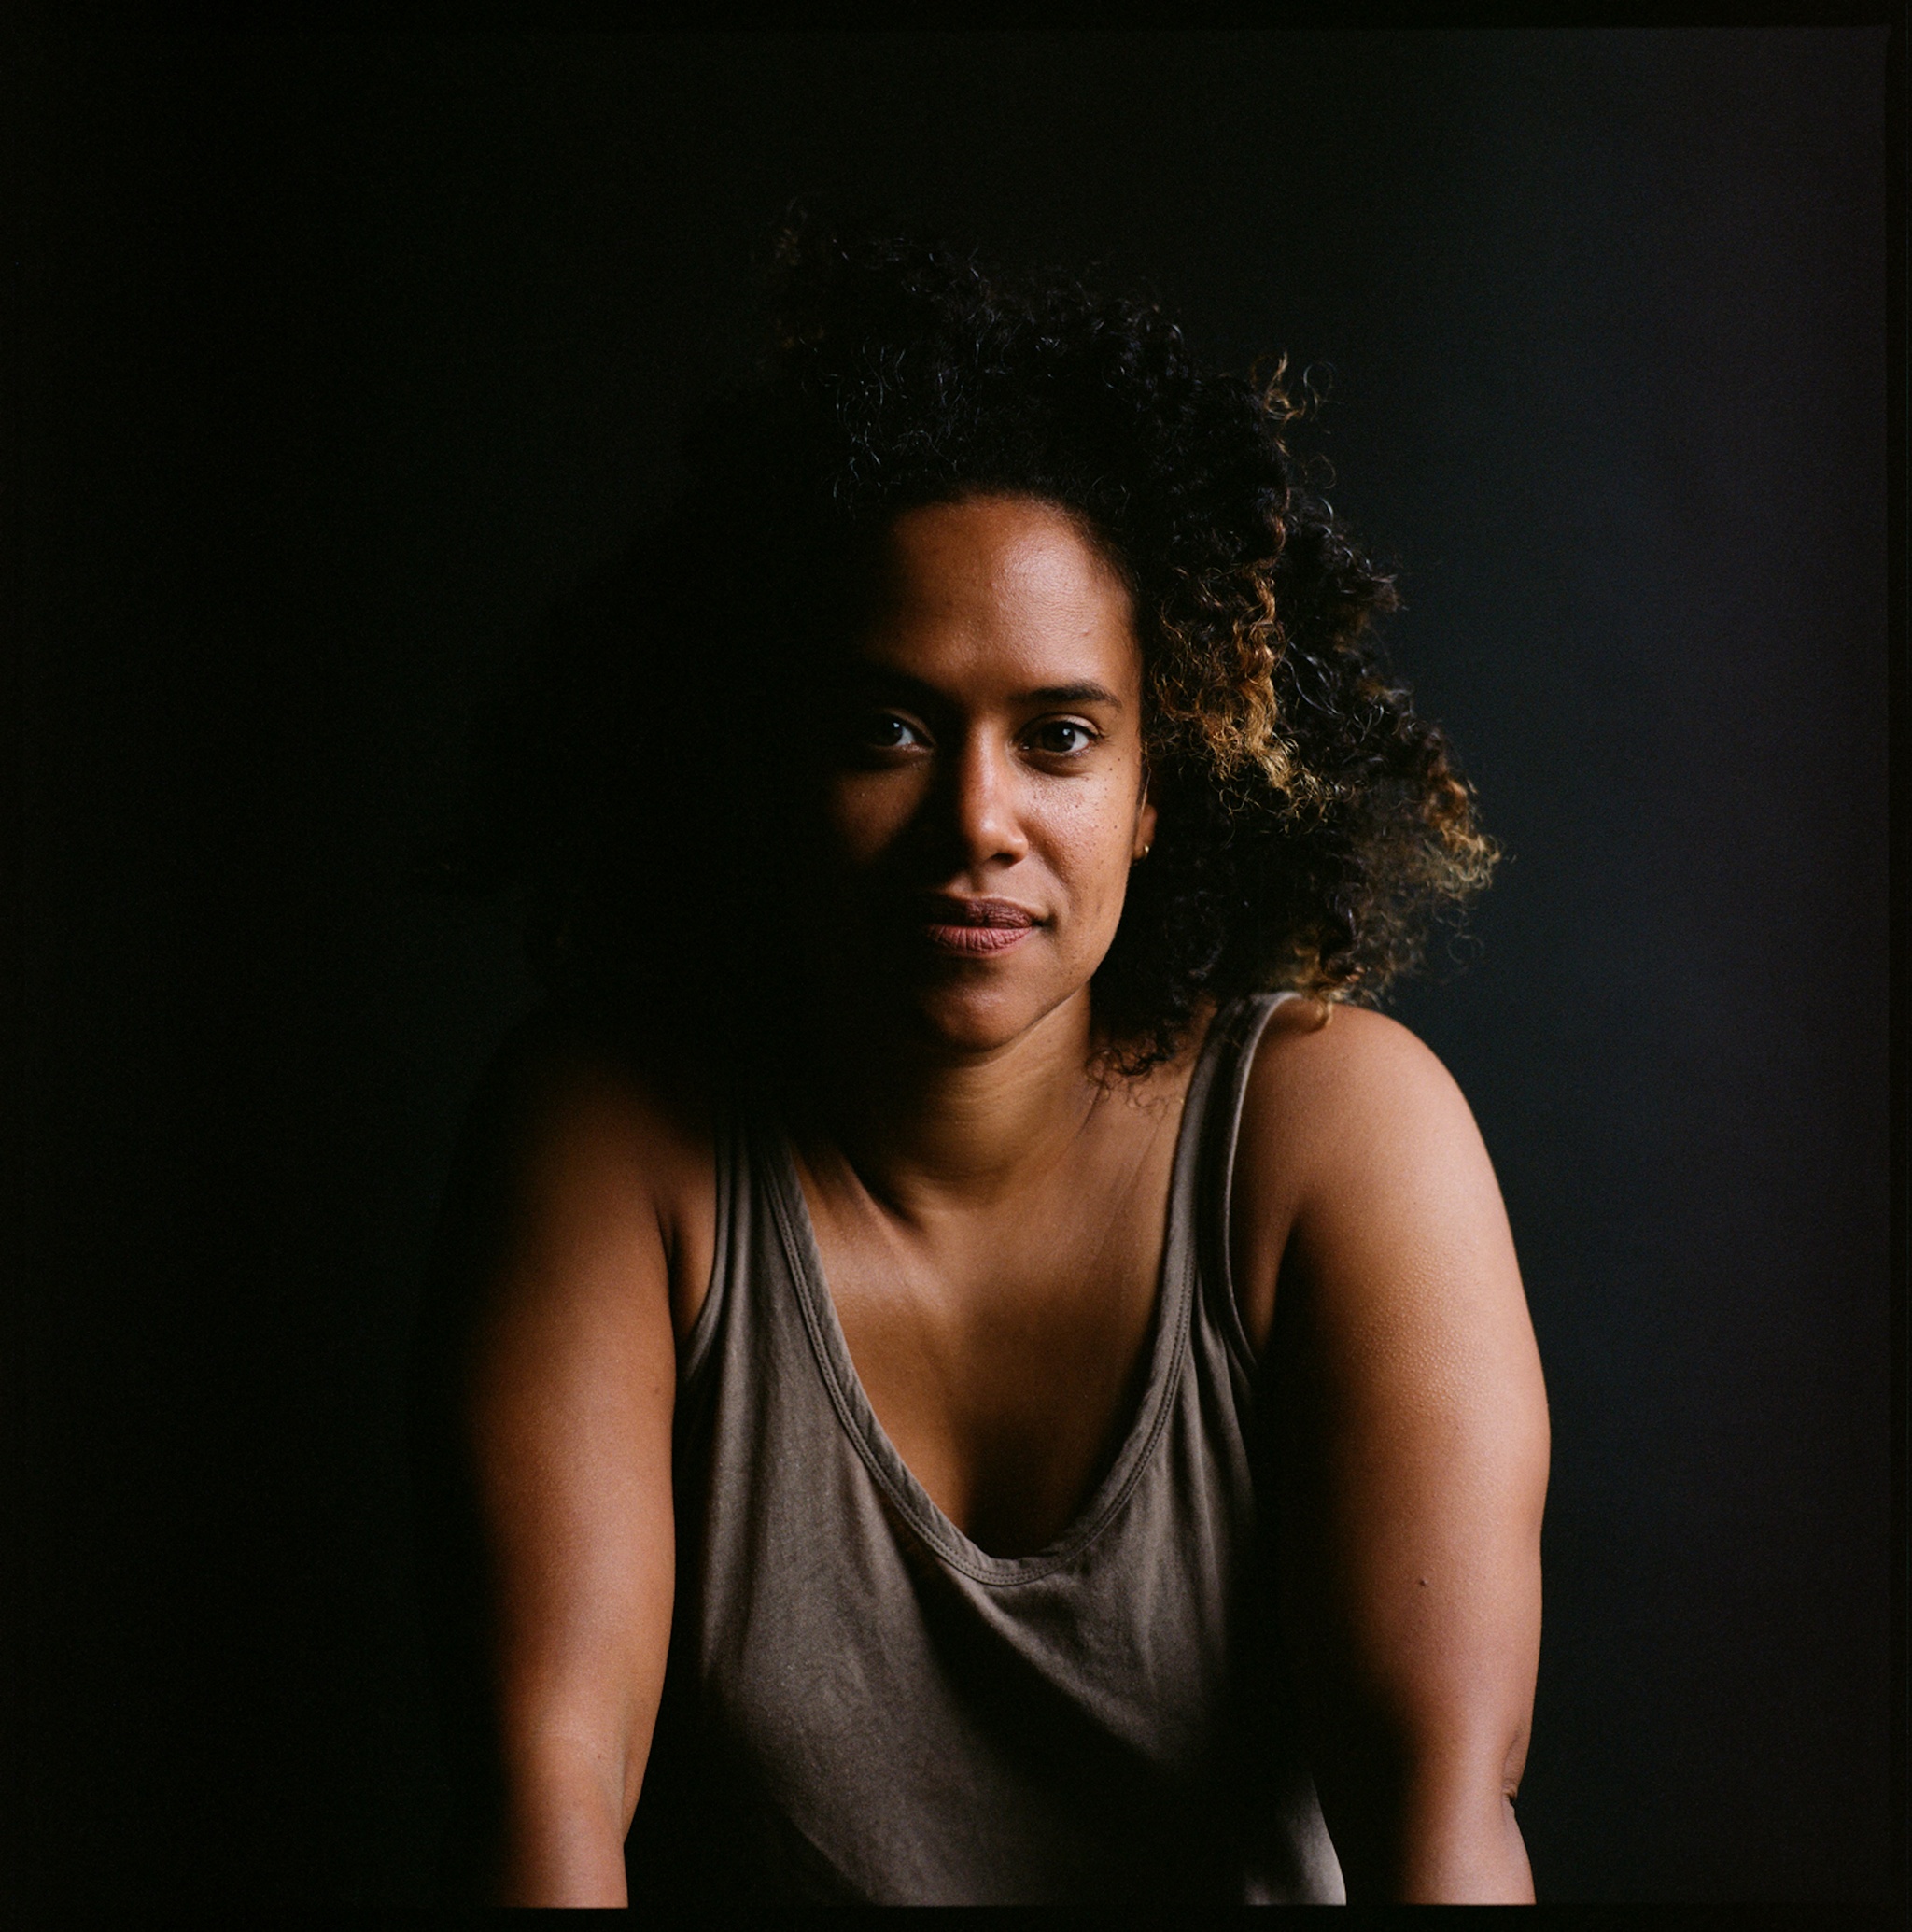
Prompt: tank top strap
<box><xmin>677</xmin><ymin>1084</ymin><xmax>748</xmax><ymax>1396</ymax></box>
<box><xmin>1183</xmin><ymin>991</ymin><xmax>1300</xmax><ymax>1379</ymax></box>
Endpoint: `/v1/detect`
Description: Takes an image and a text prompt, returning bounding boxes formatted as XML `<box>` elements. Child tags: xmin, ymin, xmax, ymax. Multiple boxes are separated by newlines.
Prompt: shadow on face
<box><xmin>794</xmin><ymin>495</ymin><xmax>1158</xmax><ymax>1059</ymax></box>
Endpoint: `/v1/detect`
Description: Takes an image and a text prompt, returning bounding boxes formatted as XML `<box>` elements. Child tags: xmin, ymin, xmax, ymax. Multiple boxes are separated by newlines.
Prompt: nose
<box><xmin>939</xmin><ymin>727</ymin><xmax>1029</xmax><ymax>872</ymax></box>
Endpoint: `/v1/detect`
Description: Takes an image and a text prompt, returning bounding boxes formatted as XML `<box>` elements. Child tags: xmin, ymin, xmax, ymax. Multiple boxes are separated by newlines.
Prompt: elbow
<box><xmin>1323</xmin><ymin>1740</ymin><xmax>1536</xmax><ymax>1905</ymax></box>
<box><xmin>490</xmin><ymin>1726</ymin><xmax>636</xmax><ymax>1907</ymax></box>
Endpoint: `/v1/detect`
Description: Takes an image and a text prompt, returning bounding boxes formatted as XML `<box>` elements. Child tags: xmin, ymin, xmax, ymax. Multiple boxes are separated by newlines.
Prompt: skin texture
<box><xmin>441</xmin><ymin>496</ymin><xmax>1548</xmax><ymax>1905</ymax></box>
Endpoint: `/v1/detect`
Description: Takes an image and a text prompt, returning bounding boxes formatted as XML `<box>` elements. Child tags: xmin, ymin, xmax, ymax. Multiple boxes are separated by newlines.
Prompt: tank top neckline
<box><xmin>746</xmin><ymin>1002</ymin><xmax>1264</xmax><ymax>1589</ymax></box>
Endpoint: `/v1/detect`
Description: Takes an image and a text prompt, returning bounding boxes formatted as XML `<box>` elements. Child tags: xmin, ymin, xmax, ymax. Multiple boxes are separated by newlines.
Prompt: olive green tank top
<box><xmin>625</xmin><ymin>993</ymin><xmax>1344</xmax><ymax>1907</ymax></box>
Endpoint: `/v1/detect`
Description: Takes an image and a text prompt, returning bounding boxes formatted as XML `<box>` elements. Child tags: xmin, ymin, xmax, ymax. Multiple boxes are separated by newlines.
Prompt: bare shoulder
<box><xmin>1229</xmin><ymin>998</ymin><xmax>1519</xmax><ymax>1360</ymax></box>
<box><xmin>1233</xmin><ymin>998</ymin><xmax>1485</xmax><ymax>1234</ymax></box>
<box><xmin>441</xmin><ymin>1006</ymin><xmax>720</xmax><ymax>1346</ymax></box>
<box><xmin>1247</xmin><ymin>995</ymin><xmax>1474</xmax><ymax>1134</ymax></box>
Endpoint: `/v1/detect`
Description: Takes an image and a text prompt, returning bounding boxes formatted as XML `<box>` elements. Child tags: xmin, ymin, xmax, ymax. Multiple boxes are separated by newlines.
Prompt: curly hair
<box><xmin>465</xmin><ymin>228</ymin><xmax>1497</xmax><ymax>1072</ymax></box>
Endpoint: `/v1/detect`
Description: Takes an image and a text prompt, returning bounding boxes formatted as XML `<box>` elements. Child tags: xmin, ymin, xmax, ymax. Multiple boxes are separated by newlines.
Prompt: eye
<box><xmin>1027</xmin><ymin>719</ymin><xmax>1098</xmax><ymax>757</ymax></box>
<box><xmin>857</xmin><ymin>713</ymin><xmax>928</xmax><ymax>754</ymax></box>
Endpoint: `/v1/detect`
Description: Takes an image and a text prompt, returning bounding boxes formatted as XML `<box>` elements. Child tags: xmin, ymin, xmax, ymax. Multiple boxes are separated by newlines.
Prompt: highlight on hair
<box><xmin>460</xmin><ymin>226</ymin><xmax>1498</xmax><ymax>1071</ymax></box>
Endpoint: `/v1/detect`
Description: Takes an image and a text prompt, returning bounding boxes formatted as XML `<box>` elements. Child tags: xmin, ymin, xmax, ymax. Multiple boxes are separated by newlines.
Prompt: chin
<box><xmin>899</xmin><ymin>976</ymin><xmax>1080</xmax><ymax>1057</ymax></box>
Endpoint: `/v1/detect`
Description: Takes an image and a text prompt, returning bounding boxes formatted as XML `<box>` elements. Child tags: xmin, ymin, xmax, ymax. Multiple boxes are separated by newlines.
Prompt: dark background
<box><xmin>11</xmin><ymin>29</ymin><xmax>1896</xmax><ymax>1907</ymax></box>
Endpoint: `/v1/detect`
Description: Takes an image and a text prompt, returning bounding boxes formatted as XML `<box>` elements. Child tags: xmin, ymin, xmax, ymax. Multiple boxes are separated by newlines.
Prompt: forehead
<box><xmin>853</xmin><ymin>495</ymin><xmax>1140</xmax><ymax>696</ymax></box>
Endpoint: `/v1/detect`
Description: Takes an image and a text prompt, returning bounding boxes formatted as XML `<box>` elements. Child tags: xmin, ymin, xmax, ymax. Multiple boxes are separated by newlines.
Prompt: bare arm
<box><xmin>1233</xmin><ymin>1003</ymin><xmax>1550</xmax><ymax>1903</ymax></box>
<box><xmin>426</xmin><ymin>1025</ymin><xmax>698</xmax><ymax>1906</ymax></box>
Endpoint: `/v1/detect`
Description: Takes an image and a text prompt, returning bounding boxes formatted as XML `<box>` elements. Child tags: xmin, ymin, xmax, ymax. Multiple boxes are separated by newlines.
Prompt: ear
<box><xmin>1132</xmin><ymin>769</ymin><xmax>1159</xmax><ymax>863</ymax></box>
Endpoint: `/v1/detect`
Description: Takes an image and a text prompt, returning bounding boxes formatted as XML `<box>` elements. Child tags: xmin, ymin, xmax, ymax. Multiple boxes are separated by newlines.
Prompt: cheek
<box><xmin>822</xmin><ymin>769</ymin><xmax>922</xmax><ymax>867</ymax></box>
<box><xmin>1043</xmin><ymin>782</ymin><xmax>1142</xmax><ymax>927</ymax></box>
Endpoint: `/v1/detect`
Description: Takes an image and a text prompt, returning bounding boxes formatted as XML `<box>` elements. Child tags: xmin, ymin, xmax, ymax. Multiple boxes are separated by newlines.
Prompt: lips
<box><xmin>916</xmin><ymin>895</ymin><xmax>1041</xmax><ymax>956</ymax></box>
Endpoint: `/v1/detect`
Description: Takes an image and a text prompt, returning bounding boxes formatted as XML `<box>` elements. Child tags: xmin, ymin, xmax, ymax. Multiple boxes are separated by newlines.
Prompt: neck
<box><xmin>788</xmin><ymin>990</ymin><xmax>1107</xmax><ymax>1216</ymax></box>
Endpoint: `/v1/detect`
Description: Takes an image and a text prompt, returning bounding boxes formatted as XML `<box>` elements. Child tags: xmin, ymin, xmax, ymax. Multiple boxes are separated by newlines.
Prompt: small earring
<box><xmin>1137</xmin><ymin>841</ymin><xmax>1152</xmax><ymax>861</ymax></box>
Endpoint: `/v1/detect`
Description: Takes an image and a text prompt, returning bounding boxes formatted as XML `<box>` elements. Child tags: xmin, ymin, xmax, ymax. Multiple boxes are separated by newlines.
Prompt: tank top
<box><xmin>624</xmin><ymin>993</ymin><xmax>1346</xmax><ymax>1907</ymax></box>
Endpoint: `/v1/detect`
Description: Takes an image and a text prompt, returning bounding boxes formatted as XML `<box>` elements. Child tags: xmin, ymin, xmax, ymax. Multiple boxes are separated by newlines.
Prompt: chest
<box><xmin>796</xmin><ymin>1115</ymin><xmax>1184</xmax><ymax>1559</ymax></box>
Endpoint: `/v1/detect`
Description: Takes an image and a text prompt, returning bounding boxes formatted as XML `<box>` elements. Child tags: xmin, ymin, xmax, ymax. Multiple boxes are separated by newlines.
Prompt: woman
<box><xmin>412</xmin><ymin>231</ymin><xmax>1549</xmax><ymax>1906</ymax></box>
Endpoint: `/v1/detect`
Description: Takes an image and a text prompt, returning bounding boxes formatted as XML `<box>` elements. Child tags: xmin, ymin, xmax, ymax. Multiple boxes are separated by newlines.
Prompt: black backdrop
<box><xmin>12</xmin><ymin>29</ymin><xmax>1897</xmax><ymax>1908</ymax></box>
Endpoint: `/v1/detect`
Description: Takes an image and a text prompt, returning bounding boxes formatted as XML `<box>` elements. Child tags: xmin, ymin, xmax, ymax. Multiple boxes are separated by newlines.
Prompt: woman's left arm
<box><xmin>1233</xmin><ymin>1002</ymin><xmax>1551</xmax><ymax>1904</ymax></box>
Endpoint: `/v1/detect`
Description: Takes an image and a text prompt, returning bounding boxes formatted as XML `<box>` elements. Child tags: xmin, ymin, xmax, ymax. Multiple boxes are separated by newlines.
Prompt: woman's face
<box><xmin>804</xmin><ymin>493</ymin><xmax>1157</xmax><ymax>1058</ymax></box>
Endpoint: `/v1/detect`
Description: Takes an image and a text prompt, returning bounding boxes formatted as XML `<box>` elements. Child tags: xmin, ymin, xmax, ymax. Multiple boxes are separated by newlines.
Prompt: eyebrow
<box><xmin>847</xmin><ymin>670</ymin><xmax>1125</xmax><ymax>711</ymax></box>
<box><xmin>1023</xmin><ymin>682</ymin><xmax>1124</xmax><ymax>709</ymax></box>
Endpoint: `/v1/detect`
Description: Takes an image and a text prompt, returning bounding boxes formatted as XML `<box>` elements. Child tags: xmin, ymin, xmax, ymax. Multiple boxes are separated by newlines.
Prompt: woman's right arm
<box><xmin>426</xmin><ymin>1026</ymin><xmax>692</xmax><ymax>1906</ymax></box>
